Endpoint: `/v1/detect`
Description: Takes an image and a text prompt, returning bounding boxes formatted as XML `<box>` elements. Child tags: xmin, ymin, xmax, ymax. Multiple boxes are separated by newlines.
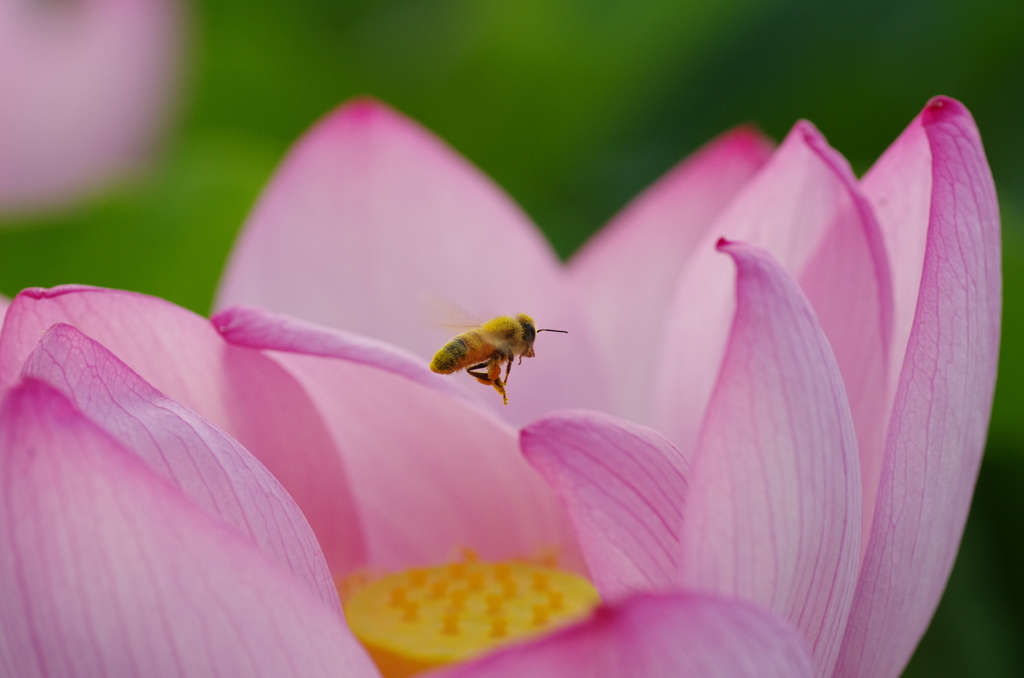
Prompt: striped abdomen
<box><xmin>430</xmin><ymin>332</ymin><xmax>496</xmax><ymax>374</ymax></box>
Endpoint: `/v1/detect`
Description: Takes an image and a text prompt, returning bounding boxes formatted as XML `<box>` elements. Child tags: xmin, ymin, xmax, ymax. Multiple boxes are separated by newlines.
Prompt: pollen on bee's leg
<box><xmin>491</xmin><ymin>378</ymin><xmax>508</xmax><ymax>405</ymax></box>
<box><xmin>341</xmin><ymin>557</ymin><xmax>600</xmax><ymax>678</ymax></box>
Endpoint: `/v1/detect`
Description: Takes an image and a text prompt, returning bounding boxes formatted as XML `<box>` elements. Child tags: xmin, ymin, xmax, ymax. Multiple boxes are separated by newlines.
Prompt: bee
<box><xmin>429</xmin><ymin>313</ymin><xmax>567</xmax><ymax>405</ymax></box>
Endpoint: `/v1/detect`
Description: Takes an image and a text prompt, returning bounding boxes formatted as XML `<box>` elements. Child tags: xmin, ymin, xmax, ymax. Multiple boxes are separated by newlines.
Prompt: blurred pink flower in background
<box><xmin>0</xmin><ymin>0</ymin><xmax>182</xmax><ymax>214</ymax></box>
<box><xmin>0</xmin><ymin>95</ymin><xmax>999</xmax><ymax>677</ymax></box>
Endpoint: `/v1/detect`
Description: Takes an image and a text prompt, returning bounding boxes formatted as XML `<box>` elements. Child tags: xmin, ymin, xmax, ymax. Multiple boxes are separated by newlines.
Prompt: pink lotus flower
<box><xmin>0</xmin><ymin>95</ymin><xmax>999</xmax><ymax>678</ymax></box>
<box><xmin>0</xmin><ymin>0</ymin><xmax>181</xmax><ymax>213</ymax></box>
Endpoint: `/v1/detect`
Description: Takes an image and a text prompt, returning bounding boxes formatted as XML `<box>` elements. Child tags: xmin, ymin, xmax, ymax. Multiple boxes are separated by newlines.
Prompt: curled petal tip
<box><xmin>209</xmin><ymin>306</ymin><xmax>240</xmax><ymax>334</ymax></box>
<box><xmin>337</xmin><ymin>96</ymin><xmax>393</xmax><ymax>121</ymax></box>
<box><xmin>727</xmin><ymin>123</ymin><xmax>774</xmax><ymax>145</ymax></box>
<box><xmin>15</xmin><ymin>284</ymin><xmax>102</xmax><ymax>301</ymax></box>
<box><xmin>318</xmin><ymin>97</ymin><xmax>414</xmax><ymax>138</ymax></box>
<box><xmin>792</xmin><ymin>119</ymin><xmax>825</xmax><ymax>143</ymax></box>
<box><xmin>924</xmin><ymin>95</ymin><xmax>962</xmax><ymax>115</ymax></box>
<box><xmin>921</xmin><ymin>96</ymin><xmax>975</xmax><ymax>131</ymax></box>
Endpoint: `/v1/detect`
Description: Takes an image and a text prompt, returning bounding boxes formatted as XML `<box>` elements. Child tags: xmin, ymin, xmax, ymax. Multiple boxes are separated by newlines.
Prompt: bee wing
<box><xmin>475</xmin><ymin>326</ymin><xmax>514</xmax><ymax>350</ymax></box>
<box><xmin>420</xmin><ymin>295</ymin><xmax>487</xmax><ymax>332</ymax></box>
<box><xmin>420</xmin><ymin>296</ymin><xmax>516</xmax><ymax>357</ymax></box>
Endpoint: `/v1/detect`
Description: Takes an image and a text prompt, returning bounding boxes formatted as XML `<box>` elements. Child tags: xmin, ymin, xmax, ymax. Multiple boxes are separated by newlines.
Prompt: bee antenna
<box><xmin>537</xmin><ymin>329</ymin><xmax>568</xmax><ymax>334</ymax></box>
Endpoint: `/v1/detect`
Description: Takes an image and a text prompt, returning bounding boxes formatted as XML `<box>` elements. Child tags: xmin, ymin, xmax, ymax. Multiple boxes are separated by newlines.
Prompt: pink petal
<box><xmin>0</xmin><ymin>286</ymin><xmax>223</xmax><ymax>403</ymax></box>
<box><xmin>650</xmin><ymin>121</ymin><xmax>893</xmax><ymax>488</ymax></box>
<box><xmin>436</xmin><ymin>593</ymin><xmax>813</xmax><ymax>678</ymax></box>
<box><xmin>568</xmin><ymin>126</ymin><xmax>773</xmax><ymax>420</ymax></box>
<box><xmin>20</xmin><ymin>322</ymin><xmax>341</xmax><ymax>614</ymax></box>
<box><xmin>0</xmin><ymin>285</ymin><xmax>368</xmax><ymax>576</ymax></box>
<box><xmin>215</xmin><ymin>98</ymin><xmax>610</xmax><ymax>423</ymax></box>
<box><xmin>521</xmin><ymin>410</ymin><xmax>690</xmax><ymax>601</ymax></box>
<box><xmin>0</xmin><ymin>379</ymin><xmax>378</xmax><ymax>678</ymax></box>
<box><xmin>860</xmin><ymin>108</ymin><xmax>933</xmax><ymax>386</ymax></box>
<box><xmin>212</xmin><ymin>303</ymin><xmax>582</xmax><ymax>573</ymax></box>
<box><xmin>833</xmin><ymin>98</ymin><xmax>1001</xmax><ymax>678</ymax></box>
<box><xmin>256</xmin><ymin>347</ymin><xmax>585</xmax><ymax>575</ymax></box>
<box><xmin>212</xmin><ymin>304</ymin><xmax>473</xmax><ymax>404</ymax></box>
<box><xmin>794</xmin><ymin>131</ymin><xmax>893</xmax><ymax>555</ymax></box>
<box><xmin>678</xmin><ymin>241</ymin><xmax>861</xmax><ymax>678</ymax></box>
<box><xmin>0</xmin><ymin>0</ymin><xmax>181</xmax><ymax>211</ymax></box>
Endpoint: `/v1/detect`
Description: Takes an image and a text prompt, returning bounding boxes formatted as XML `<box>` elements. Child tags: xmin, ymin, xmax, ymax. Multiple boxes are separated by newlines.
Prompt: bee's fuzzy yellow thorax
<box><xmin>479</xmin><ymin>315</ymin><xmax>523</xmax><ymax>339</ymax></box>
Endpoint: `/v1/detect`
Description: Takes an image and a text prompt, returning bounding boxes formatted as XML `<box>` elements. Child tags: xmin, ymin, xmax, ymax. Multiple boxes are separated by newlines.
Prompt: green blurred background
<box><xmin>2</xmin><ymin>0</ymin><xmax>1022</xmax><ymax>673</ymax></box>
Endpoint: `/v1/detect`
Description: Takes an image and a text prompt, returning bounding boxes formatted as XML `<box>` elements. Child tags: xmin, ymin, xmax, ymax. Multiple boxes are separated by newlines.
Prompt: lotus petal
<box><xmin>215</xmin><ymin>98</ymin><xmax>610</xmax><ymax>423</ymax></box>
<box><xmin>244</xmin><ymin>346</ymin><xmax>584</xmax><ymax>576</ymax></box>
<box><xmin>569</xmin><ymin>127</ymin><xmax>773</xmax><ymax>420</ymax></box>
<box><xmin>20</xmin><ymin>322</ymin><xmax>341</xmax><ymax>612</ymax></box>
<box><xmin>0</xmin><ymin>0</ymin><xmax>180</xmax><ymax>211</ymax></box>
<box><xmin>436</xmin><ymin>593</ymin><xmax>813</xmax><ymax>678</ymax></box>
<box><xmin>0</xmin><ymin>379</ymin><xmax>377</xmax><ymax>678</ymax></box>
<box><xmin>679</xmin><ymin>241</ymin><xmax>861</xmax><ymax>677</ymax></box>
<box><xmin>0</xmin><ymin>285</ymin><xmax>368</xmax><ymax>575</ymax></box>
<box><xmin>522</xmin><ymin>410</ymin><xmax>690</xmax><ymax>601</ymax></box>
<box><xmin>833</xmin><ymin>97</ymin><xmax>1001</xmax><ymax>678</ymax></box>
<box><xmin>212</xmin><ymin>303</ymin><xmax>471</xmax><ymax>404</ymax></box>
<box><xmin>651</xmin><ymin>122</ymin><xmax>892</xmax><ymax>491</ymax></box>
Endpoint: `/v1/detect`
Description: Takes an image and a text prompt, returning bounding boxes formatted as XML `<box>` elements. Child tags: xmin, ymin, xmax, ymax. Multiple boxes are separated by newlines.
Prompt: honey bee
<box><xmin>429</xmin><ymin>313</ymin><xmax>567</xmax><ymax>405</ymax></box>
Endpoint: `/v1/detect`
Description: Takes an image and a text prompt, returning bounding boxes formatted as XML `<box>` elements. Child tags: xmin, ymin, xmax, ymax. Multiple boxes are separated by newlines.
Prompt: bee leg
<box><xmin>503</xmin><ymin>358</ymin><xmax>513</xmax><ymax>385</ymax></box>
<box><xmin>487</xmin><ymin>360</ymin><xmax>509</xmax><ymax>405</ymax></box>
<box><xmin>467</xmin><ymin>360</ymin><xmax>509</xmax><ymax>405</ymax></box>
<box><xmin>467</xmin><ymin>362</ymin><xmax>494</xmax><ymax>385</ymax></box>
